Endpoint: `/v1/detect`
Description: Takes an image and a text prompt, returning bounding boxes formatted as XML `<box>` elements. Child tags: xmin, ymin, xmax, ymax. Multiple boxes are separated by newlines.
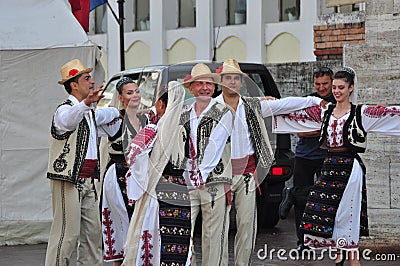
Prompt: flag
<box><xmin>90</xmin><ymin>0</ymin><xmax>108</xmax><ymax>11</ymax></box>
<box><xmin>69</xmin><ymin>0</ymin><xmax>90</xmax><ymax>32</ymax></box>
<box><xmin>69</xmin><ymin>0</ymin><xmax>81</xmax><ymax>10</ymax></box>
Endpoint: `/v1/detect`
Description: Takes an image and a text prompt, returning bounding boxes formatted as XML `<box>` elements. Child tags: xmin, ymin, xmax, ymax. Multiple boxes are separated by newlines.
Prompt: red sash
<box><xmin>231</xmin><ymin>154</ymin><xmax>256</xmax><ymax>176</ymax></box>
<box><xmin>79</xmin><ymin>159</ymin><xmax>98</xmax><ymax>178</ymax></box>
<box><xmin>231</xmin><ymin>154</ymin><xmax>262</xmax><ymax>195</ymax></box>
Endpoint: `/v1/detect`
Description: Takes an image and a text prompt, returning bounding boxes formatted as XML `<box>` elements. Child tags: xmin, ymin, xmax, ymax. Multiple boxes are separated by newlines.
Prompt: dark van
<box><xmin>99</xmin><ymin>61</ymin><xmax>294</xmax><ymax>228</ymax></box>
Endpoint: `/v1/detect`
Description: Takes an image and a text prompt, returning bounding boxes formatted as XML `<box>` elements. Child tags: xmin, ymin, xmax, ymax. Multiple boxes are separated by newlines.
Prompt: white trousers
<box><xmin>45</xmin><ymin>179</ymin><xmax>102</xmax><ymax>266</ymax></box>
<box><xmin>230</xmin><ymin>174</ymin><xmax>257</xmax><ymax>266</ymax></box>
<box><xmin>190</xmin><ymin>183</ymin><xmax>230</xmax><ymax>266</ymax></box>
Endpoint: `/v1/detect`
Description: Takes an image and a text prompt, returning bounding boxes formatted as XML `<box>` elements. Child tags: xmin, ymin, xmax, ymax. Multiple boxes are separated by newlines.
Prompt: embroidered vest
<box><xmin>172</xmin><ymin>102</ymin><xmax>233</xmax><ymax>184</ymax></box>
<box><xmin>47</xmin><ymin>100</ymin><xmax>95</xmax><ymax>184</ymax></box>
<box><xmin>319</xmin><ymin>104</ymin><xmax>367</xmax><ymax>153</ymax></box>
<box><xmin>242</xmin><ymin>97</ymin><xmax>275</xmax><ymax>170</ymax></box>
<box><xmin>107</xmin><ymin>110</ymin><xmax>147</xmax><ymax>162</ymax></box>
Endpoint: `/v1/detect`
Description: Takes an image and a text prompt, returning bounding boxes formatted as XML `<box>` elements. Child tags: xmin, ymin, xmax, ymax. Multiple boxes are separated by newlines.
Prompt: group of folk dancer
<box><xmin>45</xmin><ymin>58</ymin><xmax>400</xmax><ymax>266</ymax></box>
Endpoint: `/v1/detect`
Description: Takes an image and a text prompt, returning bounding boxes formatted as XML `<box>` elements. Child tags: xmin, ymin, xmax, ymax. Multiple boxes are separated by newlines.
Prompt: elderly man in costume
<box><xmin>122</xmin><ymin>63</ymin><xmax>233</xmax><ymax>266</ymax></box>
<box><xmin>45</xmin><ymin>59</ymin><xmax>121</xmax><ymax>266</ymax></box>
<box><xmin>215</xmin><ymin>59</ymin><xmax>325</xmax><ymax>265</ymax></box>
<box><xmin>181</xmin><ymin>63</ymin><xmax>234</xmax><ymax>266</ymax></box>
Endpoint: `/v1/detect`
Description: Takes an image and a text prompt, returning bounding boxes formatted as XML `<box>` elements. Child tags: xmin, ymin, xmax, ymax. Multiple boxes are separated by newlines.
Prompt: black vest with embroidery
<box><xmin>179</xmin><ymin>102</ymin><xmax>232</xmax><ymax>184</ymax></box>
<box><xmin>107</xmin><ymin>109</ymin><xmax>147</xmax><ymax>164</ymax></box>
<box><xmin>242</xmin><ymin>97</ymin><xmax>275</xmax><ymax>169</ymax></box>
<box><xmin>319</xmin><ymin>104</ymin><xmax>367</xmax><ymax>153</ymax></box>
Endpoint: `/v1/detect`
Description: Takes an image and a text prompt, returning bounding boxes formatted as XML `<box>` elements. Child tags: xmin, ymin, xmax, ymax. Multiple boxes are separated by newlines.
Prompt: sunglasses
<box><xmin>313</xmin><ymin>67</ymin><xmax>333</xmax><ymax>77</ymax></box>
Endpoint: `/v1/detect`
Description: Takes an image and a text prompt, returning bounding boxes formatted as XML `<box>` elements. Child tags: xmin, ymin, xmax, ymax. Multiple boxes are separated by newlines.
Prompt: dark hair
<box><xmin>63</xmin><ymin>74</ymin><xmax>82</xmax><ymax>94</ymax></box>
<box><xmin>313</xmin><ymin>67</ymin><xmax>333</xmax><ymax>80</ymax></box>
<box><xmin>157</xmin><ymin>87</ymin><xmax>168</xmax><ymax>106</ymax></box>
<box><xmin>116</xmin><ymin>77</ymin><xmax>136</xmax><ymax>94</ymax></box>
<box><xmin>333</xmin><ymin>67</ymin><xmax>355</xmax><ymax>87</ymax></box>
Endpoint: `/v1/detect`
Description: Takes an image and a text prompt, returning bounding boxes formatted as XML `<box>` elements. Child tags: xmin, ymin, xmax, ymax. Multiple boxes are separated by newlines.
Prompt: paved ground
<box><xmin>1</xmin><ymin>209</ymin><xmax>399</xmax><ymax>265</ymax></box>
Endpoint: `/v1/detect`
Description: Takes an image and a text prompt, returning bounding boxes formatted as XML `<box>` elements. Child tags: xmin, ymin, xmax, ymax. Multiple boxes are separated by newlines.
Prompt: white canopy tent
<box><xmin>0</xmin><ymin>0</ymin><xmax>104</xmax><ymax>245</ymax></box>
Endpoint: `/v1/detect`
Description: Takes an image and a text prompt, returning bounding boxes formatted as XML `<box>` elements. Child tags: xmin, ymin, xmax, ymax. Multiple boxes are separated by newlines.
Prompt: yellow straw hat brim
<box><xmin>58</xmin><ymin>68</ymin><xmax>93</xmax><ymax>84</ymax></box>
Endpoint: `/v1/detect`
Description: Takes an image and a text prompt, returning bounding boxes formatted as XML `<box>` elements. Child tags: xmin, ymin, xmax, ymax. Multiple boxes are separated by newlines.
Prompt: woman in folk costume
<box><xmin>101</xmin><ymin>77</ymin><xmax>148</xmax><ymax>265</ymax></box>
<box><xmin>273</xmin><ymin>67</ymin><xmax>400</xmax><ymax>266</ymax></box>
<box><xmin>122</xmin><ymin>81</ymin><xmax>190</xmax><ymax>266</ymax></box>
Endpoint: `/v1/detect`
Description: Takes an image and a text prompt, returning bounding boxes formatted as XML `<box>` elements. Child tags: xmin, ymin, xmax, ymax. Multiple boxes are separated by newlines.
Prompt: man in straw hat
<box><xmin>182</xmin><ymin>63</ymin><xmax>234</xmax><ymax>265</ymax></box>
<box><xmin>215</xmin><ymin>59</ymin><xmax>325</xmax><ymax>265</ymax></box>
<box><xmin>45</xmin><ymin>59</ymin><xmax>121</xmax><ymax>266</ymax></box>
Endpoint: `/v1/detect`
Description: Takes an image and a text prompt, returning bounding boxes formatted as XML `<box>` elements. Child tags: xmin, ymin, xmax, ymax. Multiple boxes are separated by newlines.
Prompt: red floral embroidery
<box><xmin>327</xmin><ymin>118</ymin><xmax>346</xmax><ymax>147</ymax></box>
<box><xmin>183</xmin><ymin>74</ymin><xmax>192</xmax><ymax>82</ymax></box>
<box><xmin>68</xmin><ymin>68</ymin><xmax>79</xmax><ymax>77</ymax></box>
<box><xmin>140</xmin><ymin>230</ymin><xmax>154</xmax><ymax>266</ymax></box>
<box><xmin>303</xmin><ymin>223</ymin><xmax>312</xmax><ymax>229</ymax></box>
<box><xmin>330</xmin><ymin>119</ymin><xmax>339</xmax><ymax>147</ymax></box>
<box><xmin>216</xmin><ymin>66</ymin><xmax>223</xmax><ymax>73</ymax></box>
<box><xmin>102</xmin><ymin>208</ymin><xmax>123</xmax><ymax>261</ymax></box>
<box><xmin>126</xmin><ymin>125</ymin><xmax>157</xmax><ymax>165</ymax></box>
<box><xmin>304</xmin><ymin>236</ymin><xmax>359</xmax><ymax>249</ymax></box>
<box><xmin>188</xmin><ymin>136</ymin><xmax>203</xmax><ymax>188</ymax></box>
<box><xmin>281</xmin><ymin>106</ymin><xmax>322</xmax><ymax>123</ymax></box>
<box><xmin>364</xmin><ymin>106</ymin><xmax>400</xmax><ymax>118</ymax></box>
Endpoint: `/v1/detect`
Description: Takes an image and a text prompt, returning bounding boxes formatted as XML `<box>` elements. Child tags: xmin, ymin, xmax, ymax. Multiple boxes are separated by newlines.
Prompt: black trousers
<box><xmin>292</xmin><ymin>156</ymin><xmax>324</xmax><ymax>245</ymax></box>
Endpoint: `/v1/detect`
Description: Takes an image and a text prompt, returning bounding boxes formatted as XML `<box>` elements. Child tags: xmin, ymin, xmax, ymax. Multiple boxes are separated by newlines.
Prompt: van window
<box><xmin>138</xmin><ymin>72</ymin><xmax>160</xmax><ymax>109</ymax></box>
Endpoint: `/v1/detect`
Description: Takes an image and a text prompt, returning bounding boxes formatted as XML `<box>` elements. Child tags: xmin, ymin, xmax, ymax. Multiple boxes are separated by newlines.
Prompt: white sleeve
<box><xmin>95</xmin><ymin>107</ymin><xmax>122</xmax><ymax>137</ymax></box>
<box><xmin>273</xmin><ymin>105</ymin><xmax>326</xmax><ymax>134</ymax></box>
<box><xmin>53</xmin><ymin>101</ymin><xmax>91</xmax><ymax>134</ymax></box>
<box><xmin>198</xmin><ymin>110</ymin><xmax>233</xmax><ymax>182</ymax></box>
<box><xmin>125</xmin><ymin>125</ymin><xmax>158</xmax><ymax>203</ymax></box>
<box><xmin>261</xmin><ymin>96</ymin><xmax>323</xmax><ymax>117</ymax></box>
<box><xmin>361</xmin><ymin>105</ymin><xmax>400</xmax><ymax>135</ymax></box>
<box><xmin>125</xmin><ymin>150</ymin><xmax>151</xmax><ymax>203</ymax></box>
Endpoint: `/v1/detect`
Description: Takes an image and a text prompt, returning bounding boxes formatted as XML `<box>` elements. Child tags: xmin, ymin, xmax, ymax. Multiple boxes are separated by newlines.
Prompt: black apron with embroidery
<box><xmin>299</xmin><ymin>152</ymin><xmax>369</xmax><ymax>242</ymax></box>
<box><xmin>156</xmin><ymin>162</ymin><xmax>191</xmax><ymax>266</ymax></box>
<box><xmin>105</xmin><ymin>110</ymin><xmax>148</xmax><ymax>219</ymax></box>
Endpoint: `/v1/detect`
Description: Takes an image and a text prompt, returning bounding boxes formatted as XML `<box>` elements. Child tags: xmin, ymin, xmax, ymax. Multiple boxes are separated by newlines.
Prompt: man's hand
<box><xmin>320</xmin><ymin>100</ymin><xmax>328</xmax><ymax>108</ymax></box>
<box><xmin>84</xmin><ymin>85</ymin><xmax>105</xmax><ymax>106</ymax></box>
<box><xmin>138</xmin><ymin>108</ymin><xmax>155</xmax><ymax>118</ymax></box>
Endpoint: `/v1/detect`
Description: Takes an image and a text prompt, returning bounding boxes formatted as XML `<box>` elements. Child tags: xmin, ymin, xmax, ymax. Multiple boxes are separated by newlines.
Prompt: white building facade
<box><xmin>88</xmin><ymin>0</ymin><xmax>343</xmax><ymax>78</ymax></box>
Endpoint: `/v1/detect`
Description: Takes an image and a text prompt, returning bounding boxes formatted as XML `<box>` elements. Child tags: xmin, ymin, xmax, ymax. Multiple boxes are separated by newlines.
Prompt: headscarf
<box><xmin>122</xmin><ymin>81</ymin><xmax>185</xmax><ymax>265</ymax></box>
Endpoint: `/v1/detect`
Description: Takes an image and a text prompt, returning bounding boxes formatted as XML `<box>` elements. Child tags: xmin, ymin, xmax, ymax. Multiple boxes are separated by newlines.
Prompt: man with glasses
<box><xmin>279</xmin><ymin>67</ymin><xmax>336</xmax><ymax>252</ymax></box>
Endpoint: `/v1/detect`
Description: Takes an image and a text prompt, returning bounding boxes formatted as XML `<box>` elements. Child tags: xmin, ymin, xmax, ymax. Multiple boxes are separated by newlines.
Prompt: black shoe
<box><xmin>279</xmin><ymin>187</ymin><xmax>293</xmax><ymax>219</ymax></box>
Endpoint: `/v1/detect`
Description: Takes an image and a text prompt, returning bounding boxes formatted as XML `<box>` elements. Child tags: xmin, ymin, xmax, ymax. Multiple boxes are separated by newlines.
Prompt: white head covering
<box><xmin>122</xmin><ymin>81</ymin><xmax>185</xmax><ymax>265</ymax></box>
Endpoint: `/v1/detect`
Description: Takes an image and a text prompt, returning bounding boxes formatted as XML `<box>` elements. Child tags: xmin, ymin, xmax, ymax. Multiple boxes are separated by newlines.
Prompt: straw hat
<box><xmin>216</xmin><ymin>58</ymin><xmax>246</xmax><ymax>76</ymax></box>
<box><xmin>58</xmin><ymin>59</ymin><xmax>93</xmax><ymax>84</ymax></box>
<box><xmin>183</xmin><ymin>63</ymin><xmax>220</xmax><ymax>88</ymax></box>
